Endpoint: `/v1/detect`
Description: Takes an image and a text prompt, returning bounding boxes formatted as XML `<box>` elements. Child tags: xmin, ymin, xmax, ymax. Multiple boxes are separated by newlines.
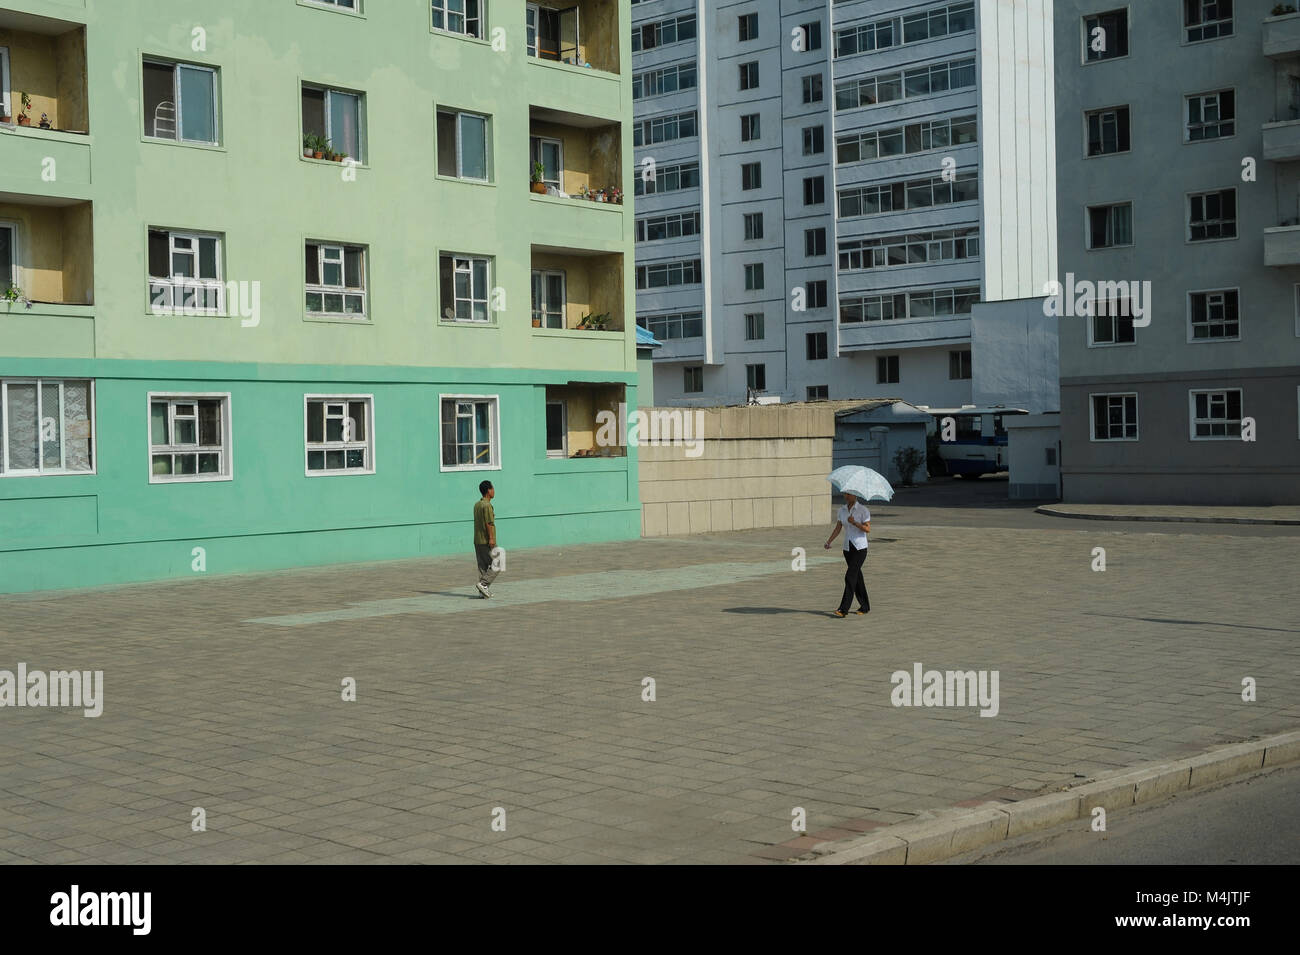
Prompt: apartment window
<box><xmin>948</xmin><ymin>350</ymin><xmax>972</xmax><ymax>380</ymax></box>
<box><xmin>1086</xmin><ymin>202</ymin><xmax>1133</xmax><ymax>248</ymax></box>
<box><xmin>306</xmin><ymin>242</ymin><xmax>367</xmax><ymax>317</ymax></box>
<box><xmin>805</xmin><ymin>228</ymin><xmax>827</xmax><ymax>257</ymax></box>
<box><xmin>306</xmin><ymin>0</ymin><xmax>358</xmax><ymax>9</ymax></box>
<box><xmin>806</xmin><ymin>280</ymin><xmax>828</xmax><ymax>309</ymax></box>
<box><xmin>1189</xmin><ymin>289</ymin><xmax>1240</xmax><ymax>340</ymax></box>
<box><xmin>0</xmin><ymin>379</ymin><xmax>94</xmax><ymax>475</ymax></box>
<box><xmin>432</xmin><ymin>0</ymin><xmax>483</xmax><ymax>39</ymax></box>
<box><xmin>634</xmin><ymin>160</ymin><xmax>700</xmax><ymax>197</ymax></box>
<box><xmin>440</xmin><ymin>396</ymin><xmax>498</xmax><ymax>468</ymax></box>
<box><xmin>684</xmin><ymin>367</ymin><xmax>704</xmax><ymax>393</ymax></box>
<box><xmin>802</xmin><ymin>73</ymin><xmax>824</xmax><ymax>104</ymax></box>
<box><xmin>798</xmin><ymin>22</ymin><xmax>823</xmax><ymax>51</ymax></box>
<box><xmin>302</xmin><ymin>84</ymin><xmax>363</xmax><ymax>162</ymax></box>
<box><xmin>742</xmin><ymin>162</ymin><xmax>762</xmax><ymax>190</ymax></box>
<box><xmin>1187</xmin><ymin>90</ymin><xmax>1235</xmax><ymax>141</ymax></box>
<box><xmin>637</xmin><ymin>311</ymin><xmax>703</xmax><ymax>340</ymax></box>
<box><xmin>838</xmin><ymin>230</ymin><xmax>981</xmax><ymax>273</ymax></box>
<box><xmin>1185</xmin><ymin>0</ymin><xmax>1233</xmax><ymax>43</ymax></box>
<box><xmin>142</xmin><ymin>59</ymin><xmax>218</xmax><ymax>144</ymax></box>
<box><xmin>806</xmin><ymin>332</ymin><xmax>828</xmax><ymax>360</ymax></box>
<box><xmin>743</xmin><ymin>212</ymin><xmax>764</xmax><ymax>240</ymax></box>
<box><xmin>744</xmin><ymin>313</ymin><xmax>764</xmax><ymax>340</ymax></box>
<box><xmin>148</xmin><ymin>229</ymin><xmax>224</xmax><ymax>314</ymax></box>
<box><xmin>633</xmin><ymin>110</ymin><xmax>698</xmax><ymax>147</ymax></box>
<box><xmin>636</xmin><ymin>259</ymin><xmax>702</xmax><ymax>289</ymax></box>
<box><xmin>841</xmin><ymin>286</ymin><xmax>980</xmax><ymax>324</ymax></box>
<box><xmin>636</xmin><ymin>210</ymin><xmax>701</xmax><ymax>242</ymax></box>
<box><xmin>149</xmin><ymin>394</ymin><xmax>230</xmax><ymax>480</ymax></box>
<box><xmin>746</xmin><ymin>364</ymin><xmax>766</xmax><ymax>391</ymax></box>
<box><xmin>0</xmin><ymin>47</ymin><xmax>10</xmax><ymax>122</ymax></box>
<box><xmin>807</xmin><ymin>385</ymin><xmax>829</xmax><ymax>402</ymax></box>
<box><xmin>632</xmin><ymin>13</ymin><xmax>697</xmax><ymax>51</ymax></box>
<box><xmin>1189</xmin><ymin>189</ymin><xmax>1236</xmax><ymax>241</ymax></box>
<box><xmin>739</xmin><ymin>13</ymin><xmax>758</xmax><ymax>41</ymax></box>
<box><xmin>531</xmin><ymin>269</ymin><xmax>566</xmax><ymax>328</ymax></box>
<box><xmin>834</xmin><ymin>57</ymin><xmax>975</xmax><ymax>111</ymax></box>
<box><xmin>546</xmin><ymin>401</ymin><xmax>567</xmax><ymax>458</ymax></box>
<box><xmin>744</xmin><ymin>263</ymin><xmax>764</xmax><ymax>290</ymax></box>
<box><xmin>802</xmin><ymin>125</ymin><xmax>825</xmax><ymax>155</ymax></box>
<box><xmin>1083</xmin><ymin>9</ymin><xmax>1129</xmax><ymax>62</ymax></box>
<box><xmin>902</xmin><ymin>2</ymin><xmax>976</xmax><ymax>43</ymax></box>
<box><xmin>0</xmin><ymin>221</ymin><xmax>14</xmax><ymax>289</ymax></box>
<box><xmin>838</xmin><ymin>170</ymin><xmax>978</xmax><ymax>217</ymax></box>
<box><xmin>633</xmin><ymin>63</ymin><xmax>698</xmax><ymax>99</ymax></box>
<box><xmin>836</xmin><ymin>115</ymin><xmax>977</xmax><ymax>164</ymax></box>
<box><xmin>529</xmin><ymin>135</ymin><xmax>562</xmax><ymax>190</ymax></box>
<box><xmin>440</xmin><ymin>253</ymin><xmax>492</xmax><ymax>321</ymax></box>
<box><xmin>877</xmin><ymin>355</ymin><xmax>899</xmax><ymax>384</ymax></box>
<box><xmin>803</xmin><ymin>176</ymin><xmax>825</xmax><ymax>205</ymax></box>
<box><xmin>1090</xmin><ymin>298</ymin><xmax>1136</xmax><ymax>345</ymax></box>
<box><xmin>1091</xmin><ymin>394</ymin><xmax>1138</xmax><ymax>440</ymax></box>
<box><xmin>437</xmin><ymin>108</ymin><xmax>490</xmax><ymax>180</ymax></box>
<box><xmin>1086</xmin><ymin>106</ymin><xmax>1130</xmax><ymax>156</ymax></box>
<box><xmin>740</xmin><ymin>62</ymin><xmax>759</xmax><ymax>91</ymax></box>
<box><xmin>740</xmin><ymin>113</ymin><xmax>760</xmax><ymax>141</ymax></box>
<box><xmin>305</xmin><ymin>397</ymin><xmax>373</xmax><ymax>474</ymax></box>
<box><xmin>1190</xmin><ymin>388</ymin><xmax>1242</xmax><ymax>439</ymax></box>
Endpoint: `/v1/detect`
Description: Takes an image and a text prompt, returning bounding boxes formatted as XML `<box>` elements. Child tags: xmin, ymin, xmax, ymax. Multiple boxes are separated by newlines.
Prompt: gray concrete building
<box><xmin>632</xmin><ymin>0</ymin><xmax>1056</xmax><ymax>410</ymax></box>
<box><xmin>1055</xmin><ymin>1</ymin><xmax>1300</xmax><ymax>504</ymax></box>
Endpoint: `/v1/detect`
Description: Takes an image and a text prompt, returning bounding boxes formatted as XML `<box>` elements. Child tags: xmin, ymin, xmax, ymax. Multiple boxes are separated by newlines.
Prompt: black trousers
<box><xmin>838</xmin><ymin>545</ymin><xmax>869</xmax><ymax>614</ymax></box>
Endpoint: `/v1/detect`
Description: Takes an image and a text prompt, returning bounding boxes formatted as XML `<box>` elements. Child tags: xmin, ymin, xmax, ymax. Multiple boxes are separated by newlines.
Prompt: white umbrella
<box><xmin>828</xmin><ymin>465</ymin><xmax>894</xmax><ymax>502</ymax></box>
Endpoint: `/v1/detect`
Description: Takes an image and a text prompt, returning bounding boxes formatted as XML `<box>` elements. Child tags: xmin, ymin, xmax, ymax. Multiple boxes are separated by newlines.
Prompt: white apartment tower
<box><xmin>632</xmin><ymin>0</ymin><xmax>1057</xmax><ymax>407</ymax></box>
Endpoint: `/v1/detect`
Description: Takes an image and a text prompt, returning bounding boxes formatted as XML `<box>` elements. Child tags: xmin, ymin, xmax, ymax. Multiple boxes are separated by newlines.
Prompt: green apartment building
<box><xmin>0</xmin><ymin>0</ymin><xmax>638</xmax><ymax>594</ymax></box>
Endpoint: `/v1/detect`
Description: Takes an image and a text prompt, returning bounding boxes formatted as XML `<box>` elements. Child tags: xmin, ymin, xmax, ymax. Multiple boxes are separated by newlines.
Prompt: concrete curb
<box><xmin>799</xmin><ymin>730</ymin><xmax>1300</xmax><ymax>865</ymax></box>
<box><xmin>1034</xmin><ymin>505</ymin><xmax>1300</xmax><ymax>527</ymax></box>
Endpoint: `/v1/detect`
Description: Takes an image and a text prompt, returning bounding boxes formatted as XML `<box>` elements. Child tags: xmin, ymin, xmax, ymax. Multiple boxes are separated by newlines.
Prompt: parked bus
<box><xmin>917</xmin><ymin>406</ymin><xmax>1029</xmax><ymax>478</ymax></box>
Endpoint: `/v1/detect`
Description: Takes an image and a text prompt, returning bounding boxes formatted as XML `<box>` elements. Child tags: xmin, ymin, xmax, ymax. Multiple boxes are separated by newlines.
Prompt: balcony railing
<box><xmin>1263</xmin><ymin>11</ymin><xmax>1300</xmax><ymax>58</ymax></box>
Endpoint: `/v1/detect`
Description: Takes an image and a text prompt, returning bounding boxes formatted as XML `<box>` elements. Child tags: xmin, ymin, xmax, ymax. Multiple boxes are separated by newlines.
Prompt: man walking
<box><xmin>474</xmin><ymin>480</ymin><xmax>499</xmax><ymax>598</ymax></box>
<box><xmin>824</xmin><ymin>491</ymin><xmax>870</xmax><ymax>617</ymax></box>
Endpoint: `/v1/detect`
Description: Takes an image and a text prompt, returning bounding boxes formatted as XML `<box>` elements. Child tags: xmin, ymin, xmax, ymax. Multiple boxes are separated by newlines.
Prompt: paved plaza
<box><xmin>2</xmin><ymin>488</ymin><xmax>1298</xmax><ymax>864</ymax></box>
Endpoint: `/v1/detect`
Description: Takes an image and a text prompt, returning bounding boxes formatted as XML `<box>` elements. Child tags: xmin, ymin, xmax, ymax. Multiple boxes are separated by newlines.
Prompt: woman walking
<box><xmin>824</xmin><ymin>491</ymin><xmax>870</xmax><ymax>618</ymax></box>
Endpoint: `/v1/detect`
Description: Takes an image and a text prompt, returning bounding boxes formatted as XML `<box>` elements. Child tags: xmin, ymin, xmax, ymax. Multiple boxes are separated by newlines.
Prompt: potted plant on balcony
<box><xmin>3</xmin><ymin>283</ymin><xmax>25</xmax><ymax>306</ymax></box>
<box><xmin>531</xmin><ymin>162</ymin><xmax>548</xmax><ymax>195</ymax></box>
<box><xmin>16</xmin><ymin>92</ymin><xmax>32</xmax><ymax>126</ymax></box>
<box><xmin>531</xmin><ymin>315</ymin><xmax>542</xmax><ymax>327</ymax></box>
<box><xmin>607</xmin><ymin>187</ymin><xmax>623</xmax><ymax>205</ymax></box>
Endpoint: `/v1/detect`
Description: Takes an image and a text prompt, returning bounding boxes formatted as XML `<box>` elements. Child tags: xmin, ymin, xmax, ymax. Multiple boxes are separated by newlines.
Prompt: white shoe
<box><xmin>475</xmin><ymin>582</ymin><xmax>491</xmax><ymax>598</ymax></box>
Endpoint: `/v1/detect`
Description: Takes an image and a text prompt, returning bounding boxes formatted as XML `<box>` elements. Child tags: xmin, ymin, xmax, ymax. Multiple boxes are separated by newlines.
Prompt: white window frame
<box><xmin>148</xmin><ymin>229</ymin><xmax>226</xmax><ymax>315</ymax></box>
<box><xmin>304</xmin><ymin>0</ymin><xmax>360</xmax><ymax>11</ymax></box>
<box><xmin>440</xmin><ymin>108</ymin><xmax>491</xmax><ymax>181</ymax></box>
<box><xmin>304</xmin><ymin>394</ymin><xmax>375</xmax><ymax>476</ymax></box>
<box><xmin>0</xmin><ymin>218</ymin><xmax>20</xmax><ymax>291</ymax></box>
<box><xmin>531</xmin><ymin>268</ymin><xmax>566</xmax><ymax>328</ymax></box>
<box><xmin>1184</xmin><ymin>0</ymin><xmax>1233</xmax><ymax>44</ymax></box>
<box><xmin>0</xmin><ymin>378</ymin><xmax>97</xmax><ymax>476</ymax></box>
<box><xmin>1189</xmin><ymin>388</ymin><xmax>1243</xmax><ymax>441</ymax></box>
<box><xmin>529</xmin><ymin>134</ymin><xmax>563</xmax><ymax>190</ymax></box>
<box><xmin>1294</xmin><ymin>284</ymin><xmax>1300</xmax><ymax>339</ymax></box>
<box><xmin>546</xmin><ymin>399</ymin><xmax>567</xmax><ymax>459</ymax></box>
<box><xmin>439</xmin><ymin>394</ymin><xmax>501</xmax><ymax>472</ymax></box>
<box><xmin>143</xmin><ymin>58</ymin><xmax>220</xmax><ymax>145</ymax></box>
<box><xmin>1089</xmin><ymin>392</ymin><xmax>1139</xmax><ymax>442</ymax></box>
<box><xmin>526</xmin><ymin>4</ymin><xmax>539</xmax><ymax>56</ymax></box>
<box><xmin>1187</xmin><ymin>287</ymin><xmax>1241</xmax><ymax>343</ymax></box>
<box><xmin>684</xmin><ymin>367</ymin><xmax>704</xmax><ymax>393</ymax></box>
<box><xmin>0</xmin><ymin>47</ymin><xmax>11</xmax><ymax>122</ymax></box>
<box><xmin>1081</xmin><ymin>9</ymin><xmax>1130</xmax><ymax>65</ymax></box>
<box><xmin>305</xmin><ymin>241</ymin><xmax>368</xmax><ymax>318</ymax></box>
<box><xmin>304</xmin><ymin>85</ymin><xmax>365</xmax><ymax>162</ymax></box>
<box><xmin>1084</xmin><ymin>105</ymin><xmax>1129</xmax><ymax>157</ymax></box>
<box><xmin>431</xmin><ymin>0</ymin><xmax>485</xmax><ymax>39</ymax></box>
<box><xmin>147</xmin><ymin>392</ymin><xmax>233</xmax><ymax>483</ymax></box>
<box><xmin>1085</xmin><ymin>201</ymin><xmax>1134</xmax><ymax>249</ymax></box>
<box><xmin>1185</xmin><ymin>89</ymin><xmax>1235</xmax><ymax>142</ymax></box>
<box><xmin>441</xmin><ymin>253</ymin><xmax>493</xmax><ymax>322</ymax></box>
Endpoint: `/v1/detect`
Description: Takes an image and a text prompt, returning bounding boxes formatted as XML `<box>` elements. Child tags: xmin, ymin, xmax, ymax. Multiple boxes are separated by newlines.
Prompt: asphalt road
<box><xmin>944</xmin><ymin>764</ymin><xmax>1300</xmax><ymax>864</ymax></box>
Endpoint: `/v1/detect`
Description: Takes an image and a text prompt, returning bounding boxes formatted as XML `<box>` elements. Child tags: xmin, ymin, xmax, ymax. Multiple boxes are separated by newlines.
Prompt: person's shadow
<box><xmin>722</xmin><ymin>607</ymin><xmax>834</xmax><ymax>616</ymax></box>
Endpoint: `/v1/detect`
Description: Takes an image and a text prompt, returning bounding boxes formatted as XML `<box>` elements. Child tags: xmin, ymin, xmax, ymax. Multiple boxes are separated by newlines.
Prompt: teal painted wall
<box><xmin>1</xmin><ymin>1</ymin><xmax>642</xmax><ymax>592</ymax></box>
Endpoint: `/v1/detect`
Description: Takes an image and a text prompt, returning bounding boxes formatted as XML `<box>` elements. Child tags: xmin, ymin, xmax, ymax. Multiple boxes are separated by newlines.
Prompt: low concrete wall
<box><xmin>639</xmin><ymin>404</ymin><xmax>834</xmax><ymax>536</ymax></box>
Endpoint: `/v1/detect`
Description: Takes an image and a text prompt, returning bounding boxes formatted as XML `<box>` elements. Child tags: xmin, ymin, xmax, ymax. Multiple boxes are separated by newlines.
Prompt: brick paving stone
<box><xmin>1</xmin><ymin>521</ymin><xmax>1297</xmax><ymax>863</ymax></box>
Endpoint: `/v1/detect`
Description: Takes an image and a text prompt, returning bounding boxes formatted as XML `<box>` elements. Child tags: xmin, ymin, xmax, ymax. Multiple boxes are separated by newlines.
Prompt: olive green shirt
<box><xmin>473</xmin><ymin>498</ymin><xmax>495</xmax><ymax>546</ymax></box>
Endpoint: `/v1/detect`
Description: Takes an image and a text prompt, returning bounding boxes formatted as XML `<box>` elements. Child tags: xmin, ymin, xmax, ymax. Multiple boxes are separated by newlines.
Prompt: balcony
<box><xmin>530</xmin><ymin>246</ymin><xmax>625</xmax><ymax>337</ymax></box>
<box><xmin>1264</xmin><ymin>224</ymin><xmax>1300</xmax><ymax>266</ymax></box>
<box><xmin>0</xmin><ymin>10</ymin><xmax>88</xmax><ymax>133</ymax></box>
<box><xmin>543</xmin><ymin>383</ymin><xmax>628</xmax><ymax>459</ymax></box>
<box><xmin>1263</xmin><ymin>118</ymin><xmax>1300</xmax><ymax>161</ymax></box>
<box><xmin>0</xmin><ymin>197</ymin><xmax>94</xmax><ymax>307</ymax></box>
<box><xmin>528</xmin><ymin>1</ymin><xmax>620</xmax><ymax>75</ymax></box>
<box><xmin>527</xmin><ymin>106</ymin><xmax>623</xmax><ymax>246</ymax></box>
<box><xmin>1263</xmin><ymin>11</ymin><xmax>1300</xmax><ymax>58</ymax></box>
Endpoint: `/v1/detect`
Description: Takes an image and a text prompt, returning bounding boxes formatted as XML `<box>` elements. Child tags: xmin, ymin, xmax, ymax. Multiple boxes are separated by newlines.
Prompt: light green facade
<box><xmin>0</xmin><ymin>0</ymin><xmax>640</xmax><ymax>593</ymax></box>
